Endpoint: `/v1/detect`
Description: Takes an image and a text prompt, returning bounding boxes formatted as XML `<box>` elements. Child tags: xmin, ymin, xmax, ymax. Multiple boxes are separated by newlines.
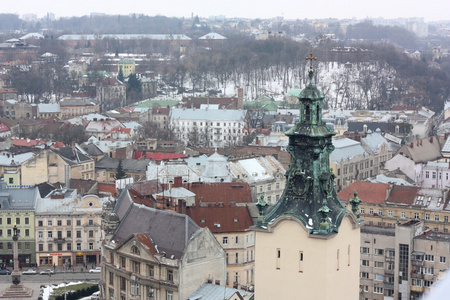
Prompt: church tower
<box><xmin>253</xmin><ymin>53</ymin><xmax>361</xmax><ymax>300</ymax></box>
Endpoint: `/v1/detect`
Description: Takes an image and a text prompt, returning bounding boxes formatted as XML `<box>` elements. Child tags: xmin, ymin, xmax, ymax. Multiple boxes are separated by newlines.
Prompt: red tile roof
<box><xmin>338</xmin><ymin>181</ymin><xmax>391</xmax><ymax>205</ymax></box>
<box><xmin>386</xmin><ymin>185</ymin><xmax>420</xmax><ymax>205</ymax></box>
<box><xmin>12</xmin><ymin>138</ymin><xmax>46</xmax><ymax>147</ymax></box>
<box><xmin>184</xmin><ymin>182</ymin><xmax>253</xmax><ymax>205</ymax></box>
<box><xmin>133</xmin><ymin>151</ymin><xmax>186</xmax><ymax>161</ymax></box>
<box><xmin>98</xmin><ymin>182</ymin><xmax>116</xmax><ymax>195</ymax></box>
<box><xmin>187</xmin><ymin>205</ymin><xmax>253</xmax><ymax>233</ymax></box>
<box><xmin>0</xmin><ymin>121</ymin><xmax>10</xmax><ymax>133</ymax></box>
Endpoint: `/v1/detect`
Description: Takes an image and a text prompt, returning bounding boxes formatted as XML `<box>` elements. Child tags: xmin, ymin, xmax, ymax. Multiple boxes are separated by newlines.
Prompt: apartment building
<box><xmin>35</xmin><ymin>189</ymin><xmax>110</xmax><ymax>267</ymax></box>
<box><xmin>360</xmin><ymin>221</ymin><xmax>449</xmax><ymax>300</ymax></box>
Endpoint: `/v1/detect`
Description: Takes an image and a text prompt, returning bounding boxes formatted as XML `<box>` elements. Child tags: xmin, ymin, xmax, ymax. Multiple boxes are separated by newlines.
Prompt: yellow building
<box><xmin>118</xmin><ymin>59</ymin><xmax>135</xmax><ymax>78</ymax></box>
<box><xmin>253</xmin><ymin>63</ymin><xmax>361</xmax><ymax>299</ymax></box>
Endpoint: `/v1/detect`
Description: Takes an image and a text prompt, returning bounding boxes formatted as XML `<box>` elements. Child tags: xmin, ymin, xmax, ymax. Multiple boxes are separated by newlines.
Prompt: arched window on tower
<box><xmin>316</xmin><ymin>104</ymin><xmax>320</xmax><ymax>123</ymax></box>
<box><xmin>305</xmin><ymin>105</ymin><xmax>310</xmax><ymax>122</ymax></box>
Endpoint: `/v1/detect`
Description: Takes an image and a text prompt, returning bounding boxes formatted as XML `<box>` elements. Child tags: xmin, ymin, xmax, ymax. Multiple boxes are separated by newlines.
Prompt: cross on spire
<box><xmin>305</xmin><ymin>52</ymin><xmax>317</xmax><ymax>70</ymax></box>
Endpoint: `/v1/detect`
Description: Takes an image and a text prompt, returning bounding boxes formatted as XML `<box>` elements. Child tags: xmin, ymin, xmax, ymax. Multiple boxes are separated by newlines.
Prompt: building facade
<box><xmin>35</xmin><ymin>190</ymin><xmax>109</xmax><ymax>267</ymax></box>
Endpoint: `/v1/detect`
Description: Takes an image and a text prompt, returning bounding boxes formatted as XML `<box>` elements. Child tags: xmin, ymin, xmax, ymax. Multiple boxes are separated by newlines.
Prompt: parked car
<box><xmin>22</xmin><ymin>269</ymin><xmax>36</xmax><ymax>275</ymax></box>
<box><xmin>89</xmin><ymin>267</ymin><xmax>101</xmax><ymax>273</ymax></box>
<box><xmin>0</xmin><ymin>269</ymin><xmax>11</xmax><ymax>275</ymax></box>
<box><xmin>39</xmin><ymin>269</ymin><xmax>54</xmax><ymax>275</ymax></box>
<box><xmin>90</xmin><ymin>291</ymin><xmax>100</xmax><ymax>300</ymax></box>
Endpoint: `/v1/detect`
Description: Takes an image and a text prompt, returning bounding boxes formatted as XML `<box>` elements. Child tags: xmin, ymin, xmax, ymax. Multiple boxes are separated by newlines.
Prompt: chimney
<box><xmin>237</xmin><ymin>88</ymin><xmax>243</xmax><ymax>110</ymax></box>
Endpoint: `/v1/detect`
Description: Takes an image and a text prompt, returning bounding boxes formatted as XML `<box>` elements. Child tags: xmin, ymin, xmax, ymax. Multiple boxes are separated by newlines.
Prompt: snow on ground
<box><xmin>42</xmin><ymin>281</ymin><xmax>87</xmax><ymax>300</ymax></box>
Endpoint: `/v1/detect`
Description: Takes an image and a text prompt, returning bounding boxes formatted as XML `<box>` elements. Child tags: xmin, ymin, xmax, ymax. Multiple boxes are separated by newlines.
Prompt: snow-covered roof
<box><xmin>20</xmin><ymin>32</ymin><xmax>44</xmax><ymax>40</ymax></box>
<box><xmin>368</xmin><ymin>174</ymin><xmax>413</xmax><ymax>186</ymax></box>
<box><xmin>58</xmin><ymin>34</ymin><xmax>191</xmax><ymax>41</ymax></box>
<box><xmin>38</xmin><ymin>103</ymin><xmax>60</xmax><ymax>113</ymax></box>
<box><xmin>199</xmin><ymin>32</ymin><xmax>227</xmax><ymax>40</ymax></box>
<box><xmin>86</xmin><ymin>137</ymin><xmax>133</xmax><ymax>153</ymax></box>
<box><xmin>0</xmin><ymin>152</ymin><xmax>35</xmax><ymax>166</ymax></box>
<box><xmin>330</xmin><ymin>138</ymin><xmax>367</xmax><ymax>163</ymax></box>
<box><xmin>361</xmin><ymin>129</ymin><xmax>392</xmax><ymax>153</ymax></box>
<box><xmin>153</xmin><ymin>187</ymin><xmax>196</xmax><ymax>198</ymax></box>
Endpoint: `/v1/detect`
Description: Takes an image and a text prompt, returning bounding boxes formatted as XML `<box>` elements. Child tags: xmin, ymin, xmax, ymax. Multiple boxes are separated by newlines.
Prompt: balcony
<box><xmin>412</xmin><ymin>260</ymin><xmax>425</xmax><ymax>267</ymax></box>
<box><xmin>411</xmin><ymin>286</ymin><xmax>425</xmax><ymax>293</ymax></box>
<box><xmin>54</xmin><ymin>238</ymin><xmax>66</xmax><ymax>244</ymax></box>
<box><xmin>411</xmin><ymin>272</ymin><xmax>424</xmax><ymax>279</ymax></box>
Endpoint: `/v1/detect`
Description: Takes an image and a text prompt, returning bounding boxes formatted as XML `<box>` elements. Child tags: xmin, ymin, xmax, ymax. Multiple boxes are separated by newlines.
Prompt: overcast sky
<box><xmin>5</xmin><ymin>0</ymin><xmax>450</xmax><ymax>22</ymax></box>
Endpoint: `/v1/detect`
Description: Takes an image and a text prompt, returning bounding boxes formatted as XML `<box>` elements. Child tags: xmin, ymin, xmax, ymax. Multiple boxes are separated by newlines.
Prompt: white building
<box><xmin>170</xmin><ymin>107</ymin><xmax>247</xmax><ymax>148</ymax></box>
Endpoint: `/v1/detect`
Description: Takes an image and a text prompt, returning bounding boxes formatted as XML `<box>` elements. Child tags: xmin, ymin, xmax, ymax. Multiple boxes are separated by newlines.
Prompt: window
<box><xmin>445</xmin><ymin>216</ymin><xmax>449</xmax><ymax>222</ymax></box>
<box><xmin>77</xmin><ymin>243</ymin><xmax>81</xmax><ymax>251</ymax></box>
<box><xmin>299</xmin><ymin>251</ymin><xmax>304</xmax><ymax>272</ymax></box>
<box><xmin>369</xmin><ymin>208</ymin><xmax>374</xmax><ymax>215</ymax></box>
<box><xmin>386</xmin><ymin>262</ymin><xmax>394</xmax><ymax>271</ymax></box>
<box><xmin>67</xmin><ymin>231</ymin><xmax>71</xmax><ymax>238</ymax></box>
<box><xmin>89</xmin><ymin>230</ymin><xmax>94</xmax><ymax>238</ymax></box>
<box><xmin>222</xmin><ymin>237</ymin><xmax>228</xmax><ymax>245</ymax></box>
<box><xmin>360</xmin><ymin>272</ymin><xmax>369</xmax><ymax>279</ymax></box>
<box><xmin>131</xmin><ymin>282</ymin><xmax>140</xmax><ymax>295</ymax></box>
<box><xmin>426</xmin><ymin>171</ymin><xmax>430</xmax><ymax>178</ymax></box>
<box><xmin>7</xmin><ymin>218</ymin><xmax>11</xmax><ymax>225</ymax></box>
<box><xmin>48</xmin><ymin>231</ymin><xmax>53</xmax><ymax>238</ymax></box>
<box><xmin>15</xmin><ymin>217</ymin><xmax>20</xmax><ymax>225</ymax></box>
<box><xmin>414</xmin><ymin>213</ymin><xmax>419</xmax><ymax>219</ymax></box>
<box><xmin>57</xmin><ymin>244</ymin><xmax>63</xmax><ymax>251</ymax></box>
<box><xmin>361</xmin><ymin>260</ymin><xmax>369</xmax><ymax>266</ymax></box>
<box><xmin>374</xmin><ymin>287</ymin><xmax>383</xmax><ymax>294</ymax></box>
<box><xmin>121</xmin><ymin>257</ymin><xmax>126</xmax><ymax>268</ymax></box>
<box><xmin>166</xmin><ymin>291</ymin><xmax>173</xmax><ymax>300</ymax></box>
<box><xmin>276</xmin><ymin>248</ymin><xmax>281</xmax><ymax>269</ymax></box>
<box><xmin>109</xmin><ymin>272</ymin><xmax>114</xmax><ymax>285</ymax></box>
<box><xmin>7</xmin><ymin>230</ymin><xmax>11</xmax><ymax>237</ymax></box>
<box><xmin>360</xmin><ymin>207</ymin><xmax>365</xmax><ymax>214</ymax></box>
<box><xmin>426</xmin><ymin>214</ymin><xmax>430</xmax><ymax>220</ymax></box>
<box><xmin>388</xmin><ymin>210</ymin><xmax>393</xmax><ymax>217</ymax></box>
<box><xmin>401</xmin><ymin>212</ymin><xmax>406</xmax><ymax>218</ymax></box>
<box><xmin>167</xmin><ymin>270</ymin><xmax>173</xmax><ymax>281</ymax></box>
<box><xmin>374</xmin><ymin>273</ymin><xmax>384</xmax><ymax>281</ymax></box>
<box><xmin>148</xmin><ymin>265</ymin><xmax>154</xmax><ymax>277</ymax></box>
<box><xmin>120</xmin><ymin>277</ymin><xmax>126</xmax><ymax>291</ymax></box>
<box><xmin>378</xmin><ymin>209</ymin><xmax>383</xmax><ymax>216</ymax></box>
<box><xmin>440</xmin><ymin>256</ymin><xmax>446</xmax><ymax>263</ymax></box>
<box><xmin>425</xmin><ymin>255</ymin><xmax>434</xmax><ymax>262</ymax></box>
<box><xmin>76</xmin><ymin>231</ymin><xmax>81</xmax><ymax>238</ymax></box>
<box><xmin>38</xmin><ymin>244</ymin><xmax>43</xmax><ymax>251</ymax></box>
<box><xmin>48</xmin><ymin>244</ymin><xmax>53</xmax><ymax>252</ymax></box>
<box><xmin>76</xmin><ymin>220</ymin><xmax>81</xmax><ymax>226</ymax></box>
<box><xmin>235</xmin><ymin>253</ymin><xmax>239</xmax><ymax>264</ymax></box>
<box><xmin>38</xmin><ymin>231</ymin><xmax>43</xmax><ymax>238</ymax></box>
<box><xmin>435</xmin><ymin>215</ymin><xmax>440</xmax><ymax>221</ymax></box>
<box><xmin>57</xmin><ymin>220</ymin><xmax>62</xmax><ymax>226</ymax></box>
<box><xmin>48</xmin><ymin>220</ymin><xmax>53</xmax><ymax>226</ymax></box>
<box><xmin>374</xmin><ymin>261</ymin><xmax>384</xmax><ymax>268</ymax></box>
<box><xmin>375</xmin><ymin>249</ymin><xmax>384</xmax><ymax>255</ymax></box>
<box><xmin>67</xmin><ymin>243</ymin><xmax>72</xmax><ymax>251</ymax></box>
<box><xmin>89</xmin><ymin>219</ymin><xmax>94</xmax><ymax>226</ymax></box>
<box><xmin>25</xmin><ymin>229</ymin><xmax>29</xmax><ymax>237</ymax></box>
<box><xmin>25</xmin><ymin>217</ymin><xmax>29</xmax><ymax>225</ymax></box>
<box><xmin>360</xmin><ymin>247</ymin><xmax>369</xmax><ymax>254</ymax></box>
<box><xmin>25</xmin><ymin>242</ymin><xmax>30</xmax><ymax>250</ymax></box>
<box><xmin>133</xmin><ymin>261</ymin><xmax>140</xmax><ymax>273</ymax></box>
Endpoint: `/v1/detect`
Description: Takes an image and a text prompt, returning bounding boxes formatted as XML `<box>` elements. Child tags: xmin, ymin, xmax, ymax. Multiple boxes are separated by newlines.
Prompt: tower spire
<box><xmin>259</xmin><ymin>52</ymin><xmax>353</xmax><ymax>235</ymax></box>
